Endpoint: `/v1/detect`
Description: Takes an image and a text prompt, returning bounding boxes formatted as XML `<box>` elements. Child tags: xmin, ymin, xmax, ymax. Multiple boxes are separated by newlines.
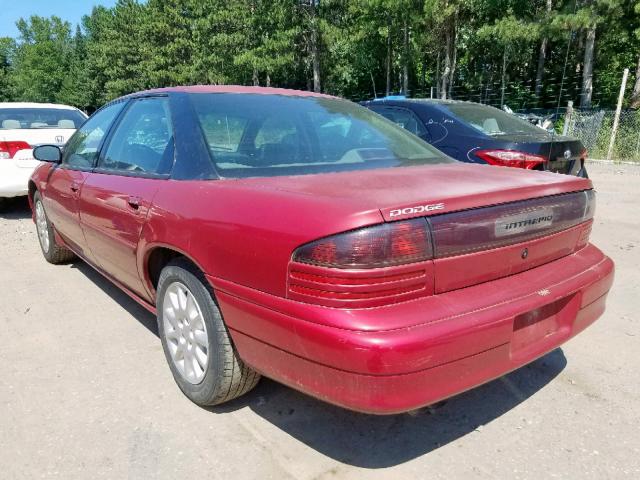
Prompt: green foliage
<box><xmin>0</xmin><ymin>0</ymin><xmax>637</xmax><ymax>110</ymax></box>
<box><xmin>0</xmin><ymin>37</ymin><xmax>15</xmax><ymax>101</ymax></box>
<box><xmin>9</xmin><ymin>16</ymin><xmax>73</xmax><ymax>103</ymax></box>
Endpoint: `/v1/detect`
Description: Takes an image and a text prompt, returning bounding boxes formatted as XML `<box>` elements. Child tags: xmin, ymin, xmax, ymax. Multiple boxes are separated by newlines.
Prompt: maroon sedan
<box><xmin>29</xmin><ymin>86</ymin><xmax>614</xmax><ymax>414</ymax></box>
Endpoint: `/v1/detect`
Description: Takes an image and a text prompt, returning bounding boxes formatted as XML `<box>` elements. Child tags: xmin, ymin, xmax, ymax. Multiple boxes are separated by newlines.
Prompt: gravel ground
<box><xmin>0</xmin><ymin>162</ymin><xmax>638</xmax><ymax>479</ymax></box>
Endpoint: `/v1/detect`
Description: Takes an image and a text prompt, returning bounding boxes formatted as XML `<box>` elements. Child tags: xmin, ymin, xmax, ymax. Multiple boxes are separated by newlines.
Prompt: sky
<box><xmin>0</xmin><ymin>0</ymin><xmax>118</xmax><ymax>38</ymax></box>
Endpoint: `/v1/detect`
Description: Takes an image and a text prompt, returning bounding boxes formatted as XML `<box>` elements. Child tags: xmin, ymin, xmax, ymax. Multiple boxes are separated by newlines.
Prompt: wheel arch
<box><xmin>28</xmin><ymin>180</ymin><xmax>37</xmax><ymax>202</ymax></box>
<box><xmin>28</xmin><ymin>180</ymin><xmax>43</xmax><ymax>222</ymax></box>
<box><xmin>142</xmin><ymin>244</ymin><xmax>209</xmax><ymax>300</ymax></box>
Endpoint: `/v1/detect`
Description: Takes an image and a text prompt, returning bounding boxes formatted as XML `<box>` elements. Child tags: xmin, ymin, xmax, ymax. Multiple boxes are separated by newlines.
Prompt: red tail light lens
<box><xmin>429</xmin><ymin>190</ymin><xmax>596</xmax><ymax>258</ymax></box>
<box><xmin>476</xmin><ymin>149</ymin><xmax>546</xmax><ymax>169</ymax></box>
<box><xmin>292</xmin><ymin>219</ymin><xmax>433</xmax><ymax>268</ymax></box>
<box><xmin>0</xmin><ymin>141</ymin><xmax>31</xmax><ymax>160</ymax></box>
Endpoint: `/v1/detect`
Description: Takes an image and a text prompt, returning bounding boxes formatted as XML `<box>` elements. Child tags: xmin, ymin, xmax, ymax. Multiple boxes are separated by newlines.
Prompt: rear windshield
<box><xmin>445</xmin><ymin>103</ymin><xmax>548</xmax><ymax>137</ymax></box>
<box><xmin>0</xmin><ymin>108</ymin><xmax>87</xmax><ymax>130</ymax></box>
<box><xmin>189</xmin><ymin>93</ymin><xmax>452</xmax><ymax>178</ymax></box>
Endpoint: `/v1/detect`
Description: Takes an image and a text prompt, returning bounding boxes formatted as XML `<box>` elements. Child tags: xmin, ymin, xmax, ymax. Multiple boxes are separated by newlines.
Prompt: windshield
<box><xmin>190</xmin><ymin>93</ymin><xmax>452</xmax><ymax>178</ymax></box>
<box><xmin>0</xmin><ymin>108</ymin><xmax>87</xmax><ymax>130</ymax></box>
<box><xmin>445</xmin><ymin>103</ymin><xmax>549</xmax><ymax>137</ymax></box>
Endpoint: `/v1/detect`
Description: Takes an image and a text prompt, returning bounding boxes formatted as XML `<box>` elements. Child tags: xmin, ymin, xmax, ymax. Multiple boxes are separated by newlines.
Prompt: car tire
<box><xmin>33</xmin><ymin>191</ymin><xmax>76</xmax><ymax>264</ymax></box>
<box><xmin>157</xmin><ymin>258</ymin><xmax>260</xmax><ymax>406</ymax></box>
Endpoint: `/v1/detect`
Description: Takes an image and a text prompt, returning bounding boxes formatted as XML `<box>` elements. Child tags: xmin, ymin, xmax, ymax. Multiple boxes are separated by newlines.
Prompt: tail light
<box><xmin>289</xmin><ymin>190</ymin><xmax>595</xmax><ymax>307</ymax></box>
<box><xmin>476</xmin><ymin>149</ymin><xmax>546</xmax><ymax>169</ymax></box>
<box><xmin>290</xmin><ymin>219</ymin><xmax>433</xmax><ymax>307</ymax></box>
<box><xmin>430</xmin><ymin>190</ymin><xmax>595</xmax><ymax>257</ymax></box>
<box><xmin>0</xmin><ymin>141</ymin><xmax>31</xmax><ymax>160</ymax></box>
<box><xmin>292</xmin><ymin>218</ymin><xmax>432</xmax><ymax>268</ymax></box>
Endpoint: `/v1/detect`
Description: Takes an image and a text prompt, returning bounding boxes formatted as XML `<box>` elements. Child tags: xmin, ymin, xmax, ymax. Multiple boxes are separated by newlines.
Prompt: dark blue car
<box><xmin>361</xmin><ymin>98</ymin><xmax>588</xmax><ymax>177</ymax></box>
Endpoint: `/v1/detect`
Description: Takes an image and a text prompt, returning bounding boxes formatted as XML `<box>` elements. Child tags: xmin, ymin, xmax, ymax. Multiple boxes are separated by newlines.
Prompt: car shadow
<box><xmin>208</xmin><ymin>349</ymin><xmax>566</xmax><ymax>468</ymax></box>
<box><xmin>71</xmin><ymin>261</ymin><xmax>159</xmax><ymax>337</ymax></box>
<box><xmin>0</xmin><ymin>197</ymin><xmax>32</xmax><ymax>219</ymax></box>
<box><xmin>69</xmin><ymin>258</ymin><xmax>566</xmax><ymax>468</ymax></box>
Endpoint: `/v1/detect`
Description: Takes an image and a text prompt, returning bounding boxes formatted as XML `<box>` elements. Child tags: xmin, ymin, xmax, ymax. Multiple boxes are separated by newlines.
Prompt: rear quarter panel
<box><xmin>139</xmin><ymin>179</ymin><xmax>383</xmax><ymax>298</ymax></box>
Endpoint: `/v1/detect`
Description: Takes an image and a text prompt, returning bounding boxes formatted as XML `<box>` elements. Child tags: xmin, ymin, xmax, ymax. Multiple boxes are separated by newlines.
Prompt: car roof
<box><xmin>0</xmin><ymin>102</ymin><xmax>80</xmax><ymax>110</ymax></box>
<box><xmin>364</xmin><ymin>98</ymin><xmax>476</xmax><ymax>107</ymax></box>
<box><xmin>124</xmin><ymin>85</ymin><xmax>337</xmax><ymax>100</ymax></box>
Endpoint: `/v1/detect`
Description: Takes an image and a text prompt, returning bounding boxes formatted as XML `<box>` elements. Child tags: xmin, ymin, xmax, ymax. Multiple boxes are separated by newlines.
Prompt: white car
<box><xmin>0</xmin><ymin>102</ymin><xmax>87</xmax><ymax>206</ymax></box>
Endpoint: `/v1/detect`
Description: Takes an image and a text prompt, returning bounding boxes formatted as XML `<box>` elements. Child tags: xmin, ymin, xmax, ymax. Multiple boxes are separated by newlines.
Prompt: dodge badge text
<box><xmin>389</xmin><ymin>202</ymin><xmax>445</xmax><ymax>217</ymax></box>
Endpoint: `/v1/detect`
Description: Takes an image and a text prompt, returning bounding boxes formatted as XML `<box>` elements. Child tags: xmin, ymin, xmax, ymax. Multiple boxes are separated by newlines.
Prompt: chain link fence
<box><xmin>564</xmin><ymin>109</ymin><xmax>640</xmax><ymax>162</ymax></box>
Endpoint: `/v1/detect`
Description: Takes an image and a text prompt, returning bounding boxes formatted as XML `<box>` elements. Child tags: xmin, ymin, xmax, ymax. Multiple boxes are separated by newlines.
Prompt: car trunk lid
<box><xmin>243</xmin><ymin>162</ymin><xmax>591</xmax><ymax>223</ymax></box>
<box><xmin>251</xmin><ymin>163</ymin><xmax>594</xmax><ymax>303</ymax></box>
<box><xmin>0</xmin><ymin>128</ymin><xmax>74</xmax><ymax>168</ymax></box>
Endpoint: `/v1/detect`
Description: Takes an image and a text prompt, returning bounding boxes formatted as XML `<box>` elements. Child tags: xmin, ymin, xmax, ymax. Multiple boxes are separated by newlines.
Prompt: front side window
<box><xmin>99</xmin><ymin>98</ymin><xmax>174</xmax><ymax>175</ymax></box>
<box><xmin>190</xmin><ymin>94</ymin><xmax>451</xmax><ymax>179</ymax></box>
<box><xmin>62</xmin><ymin>102</ymin><xmax>125</xmax><ymax>169</ymax></box>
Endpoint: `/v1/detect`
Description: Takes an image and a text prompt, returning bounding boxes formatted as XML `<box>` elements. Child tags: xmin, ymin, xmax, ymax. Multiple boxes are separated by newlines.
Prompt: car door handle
<box><xmin>127</xmin><ymin>196</ymin><xmax>141</xmax><ymax>210</ymax></box>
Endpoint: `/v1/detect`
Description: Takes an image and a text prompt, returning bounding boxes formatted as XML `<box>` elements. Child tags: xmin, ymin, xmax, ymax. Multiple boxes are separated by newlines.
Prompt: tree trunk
<box><xmin>500</xmin><ymin>48</ymin><xmax>507</xmax><ymax>107</ymax></box>
<box><xmin>580</xmin><ymin>26</ymin><xmax>596</xmax><ymax>108</ymax></box>
<box><xmin>435</xmin><ymin>51</ymin><xmax>441</xmax><ymax>98</ymax></box>
<box><xmin>534</xmin><ymin>0</ymin><xmax>552</xmax><ymax>100</ymax></box>
<box><xmin>252</xmin><ymin>68</ymin><xmax>259</xmax><ymax>86</ymax></box>
<box><xmin>370</xmin><ymin>71</ymin><xmax>377</xmax><ymax>98</ymax></box>
<box><xmin>265</xmin><ymin>72</ymin><xmax>271</xmax><ymax>87</ymax></box>
<box><xmin>630</xmin><ymin>55</ymin><xmax>640</xmax><ymax>109</ymax></box>
<box><xmin>448</xmin><ymin>14</ymin><xmax>457</xmax><ymax>99</ymax></box>
<box><xmin>440</xmin><ymin>15</ymin><xmax>455</xmax><ymax>99</ymax></box>
<box><xmin>386</xmin><ymin>15</ymin><xmax>392</xmax><ymax>96</ymax></box>
<box><xmin>310</xmin><ymin>4</ymin><xmax>321</xmax><ymax>93</ymax></box>
<box><xmin>402</xmin><ymin>17</ymin><xmax>409</xmax><ymax>95</ymax></box>
<box><xmin>534</xmin><ymin>37</ymin><xmax>547</xmax><ymax>99</ymax></box>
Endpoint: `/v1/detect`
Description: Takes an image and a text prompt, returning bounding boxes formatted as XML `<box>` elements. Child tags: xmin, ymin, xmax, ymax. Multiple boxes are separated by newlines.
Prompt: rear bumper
<box><xmin>209</xmin><ymin>244</ymin><xmax>614</xmax><ymax>414</ymax></box>
<box><xmin>0</xmin><ymin>162</ymin><xmax>33</xmax><ymax>198</ymax></box>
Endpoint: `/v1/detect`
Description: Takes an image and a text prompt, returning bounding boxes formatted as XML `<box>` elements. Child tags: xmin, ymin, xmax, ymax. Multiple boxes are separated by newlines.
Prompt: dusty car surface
<box><xmin>28</xmin><ymin>86</ymin><xmax>614</xmax><ymax>414</ymax></box>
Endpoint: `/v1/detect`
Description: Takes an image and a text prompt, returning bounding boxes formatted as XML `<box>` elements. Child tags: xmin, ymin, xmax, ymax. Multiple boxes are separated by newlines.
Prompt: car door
<box><xmin>79</xmin><ymin>97</ymin><xmax>175</xmax><ymax>298</ymax></box>
<box><xmin>44</xmin><ymin>102</ymin><xmax>126</xmax><ymax>263</ymax></box>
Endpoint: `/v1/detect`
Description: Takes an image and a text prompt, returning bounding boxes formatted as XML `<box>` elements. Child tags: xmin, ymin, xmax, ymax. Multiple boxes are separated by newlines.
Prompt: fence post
<box><xmin>563</xmin><ymin>100</ymin><xmax>573</xmax><ymax>136</ymax></box>
<box><xmin>607</xmin><ymin>68</ymin><xmax>629</xmax><ymax>161</ymax></box>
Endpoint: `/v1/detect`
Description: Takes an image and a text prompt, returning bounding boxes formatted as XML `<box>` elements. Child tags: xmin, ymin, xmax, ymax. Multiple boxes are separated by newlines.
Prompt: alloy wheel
<box><xmin>35</xmin><ymin>200</ymin><xmax>50</xmax><ymax>253</ymax></box>
<box><xmin>162</xmin><ymin>281</ymin><xmax>210</xmax><ymax>384</ymax></box>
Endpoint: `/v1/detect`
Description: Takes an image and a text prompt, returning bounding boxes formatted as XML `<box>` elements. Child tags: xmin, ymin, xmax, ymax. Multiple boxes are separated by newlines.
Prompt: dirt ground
<box><xmin>0</xmin><ymin>161</ymin><xmax>638</xmax><ymax>480</ymax></box>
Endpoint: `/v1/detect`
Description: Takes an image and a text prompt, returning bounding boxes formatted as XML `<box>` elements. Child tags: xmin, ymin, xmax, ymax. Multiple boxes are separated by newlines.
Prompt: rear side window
<box><xmin>62</xmin><ymin>102</ymin><xmax>125</xmax><ymax>169</ymax></box>
<box><xmin>0</xmin><ymin>108</ymin><xmax>87</xmax><ymax>130</ymax></box>
<box><xmin>190</xmin><ymin>93</ymin><xmax>451</xmax><ymax>179</ymax></box>
<box><xmin>99</xmin><ymin>98</ymin><xmax>174</xmax><ymax>175</ymax></box>
<box><xmin>371</xmin><ymin>107</ymin><xmax>427</xmax><ymax>138</ymax></box>
<box><xmin>198</xmin><ymin>113</ymin><xmax>247</xmax><ymax>153</ymax></box>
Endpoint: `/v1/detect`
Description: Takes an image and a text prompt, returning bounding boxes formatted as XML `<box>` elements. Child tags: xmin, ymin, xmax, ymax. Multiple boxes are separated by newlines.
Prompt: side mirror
<box><xmin>33</xmin><ymin>145</ymin><xmax>62</xmax><ymax>163</ymax></box>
